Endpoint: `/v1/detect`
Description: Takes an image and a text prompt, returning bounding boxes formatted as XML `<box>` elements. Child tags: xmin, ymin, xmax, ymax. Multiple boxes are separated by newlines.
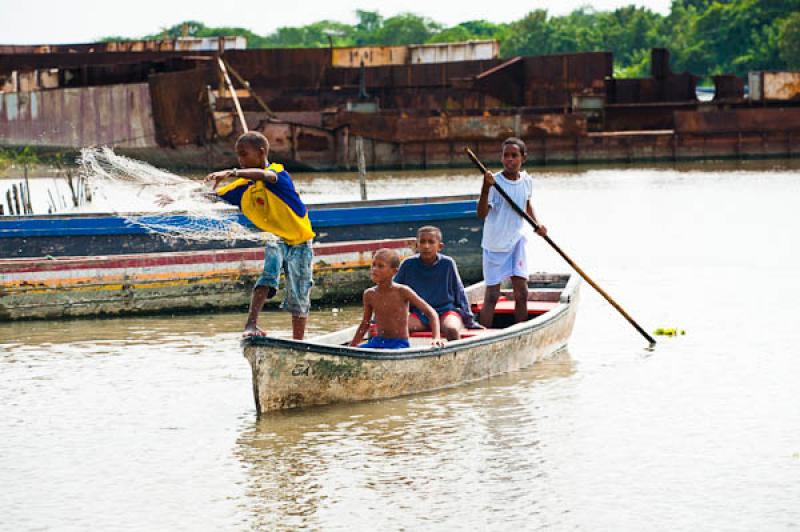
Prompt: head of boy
<box><xmin>416</xmin><ymin>226</ymin><xmax>443</xmax><ymax>262</ymax></box>
<box><xmin>501</xmin><ymin>137</ymin><xmax>527</xmax><ymax>175</ymax></box>
<box><xmin>370</xmin><ymin>248</ymin><xmax>401</xmax><ymax>283</ymax></box>
<box><xmin>235</xmin><ymin>131</ymin><xmax>269</xmax><ymax>169</ymax></box>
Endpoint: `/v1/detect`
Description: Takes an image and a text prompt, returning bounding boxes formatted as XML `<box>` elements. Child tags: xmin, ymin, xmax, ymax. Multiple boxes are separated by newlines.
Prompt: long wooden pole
<box><xmin>465</xmin><ymin>147</ymin><xmax>656</xmax><ymax>346</ymax></box>
<box><xmin>218</xmin><ymin>57</ymin><xmax>248</xmax><ymax>133</ymax></box>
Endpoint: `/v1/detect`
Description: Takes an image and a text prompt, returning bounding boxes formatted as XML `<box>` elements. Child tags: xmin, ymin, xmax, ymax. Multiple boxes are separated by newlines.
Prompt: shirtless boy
<box><xmin>350</xmin><ymin>248</ymin><xmax>444</xmax><ymax>349</ymax></box>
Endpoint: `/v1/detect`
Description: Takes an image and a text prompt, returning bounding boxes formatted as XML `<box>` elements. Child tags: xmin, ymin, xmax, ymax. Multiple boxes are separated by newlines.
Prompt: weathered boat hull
<box><xmin>0</xmin><ymin>196</ymin><xmax>483</xmax><ymax>281</ymax></box>
<box><xmin>0</xmin><ymin>238</ymin><xmax>414</xmax><ymax>321</ymax></box>
<box><xmin>243</xmin><ymin>274</ymin><xmax>580</xmax><ymax>413</ymax></box>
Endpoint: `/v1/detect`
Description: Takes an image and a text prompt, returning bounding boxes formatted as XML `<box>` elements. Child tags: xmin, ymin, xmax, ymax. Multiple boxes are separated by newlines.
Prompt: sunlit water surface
<box><xmin>2</xmin><ymin>160</ymin><xmax>800</xmax><ymax>530</ymax></box>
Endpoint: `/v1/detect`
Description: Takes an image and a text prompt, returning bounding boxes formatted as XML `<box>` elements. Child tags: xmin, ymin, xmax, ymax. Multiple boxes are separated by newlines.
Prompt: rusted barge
<box><xmin>243</xmin><ymin>272</ymin><xmax>580</xmax><ymax>414</ymax></box>
<box><xmin>1</xmin><ymin>42</ymin><xmax>798</xmax><ymax>170</ymax></box>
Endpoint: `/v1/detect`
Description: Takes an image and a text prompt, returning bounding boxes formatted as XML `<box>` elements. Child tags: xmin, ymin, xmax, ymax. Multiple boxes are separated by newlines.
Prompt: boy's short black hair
<box><xmin>236</xmin><ymin>131</ymin><xmax>270</xmax><ymax>152</ymax></box>
<box><xmin>417</xmin><ymin>225</ymin><xmax>443</xmax><ymax>241</ymax></box>
<box><xmin>374</xmin><ymin>248</ymin><xmax>401</xmax><ymax>269</ymax></box>
<box><xmin>502</xmin><ymin>137</ymin><xmax>527</xmax><ymax>156</ymax></box>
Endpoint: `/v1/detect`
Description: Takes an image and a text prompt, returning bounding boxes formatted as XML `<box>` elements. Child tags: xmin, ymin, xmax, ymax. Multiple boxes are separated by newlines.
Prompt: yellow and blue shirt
<box><xmin>215</xmin><ymin>163</ymin><xmax>315</xmax><ymax>245</ymax></box>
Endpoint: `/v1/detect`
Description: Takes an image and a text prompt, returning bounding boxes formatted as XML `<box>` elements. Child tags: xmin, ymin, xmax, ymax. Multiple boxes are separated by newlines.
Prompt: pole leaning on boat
<box><xmin>465</xmin><ymin>147</ymin><xmax>656</xmax><ymax>346</ymax></box>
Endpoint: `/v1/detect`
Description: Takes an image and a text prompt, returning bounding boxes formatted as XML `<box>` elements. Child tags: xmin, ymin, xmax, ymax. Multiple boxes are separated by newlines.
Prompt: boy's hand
<box><xmin>205</xmin><ymin>170</ymin><xmax>235</xmax><ymax>188</ymax></box>
<box><xmin>483</xmin><ymin>170</ymin><xmax>495</xmax><ymax>188</ymax></box>
<box><xmin>431</xmin><ymin>338</ymin><xmax>446</xmax><ymax>348</ymax></box>
<box><xmin>535</xmin><ymin>224</ymin><xmax>548</xmax><ymax>237</ymax></box>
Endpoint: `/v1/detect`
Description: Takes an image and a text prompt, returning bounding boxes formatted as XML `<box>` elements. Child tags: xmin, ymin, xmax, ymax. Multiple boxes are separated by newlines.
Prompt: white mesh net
<box><xmin>78</xmin><ymin>147</ymin><xmax>268</xmax><ymax>242</ymax></box>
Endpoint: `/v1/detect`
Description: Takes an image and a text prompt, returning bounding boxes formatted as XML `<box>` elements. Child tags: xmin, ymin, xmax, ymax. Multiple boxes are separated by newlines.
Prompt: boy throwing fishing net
<box><xmin>207</xmin><ymin>131</ymin><xmax>315</xmax><ymax>339</ymax></box>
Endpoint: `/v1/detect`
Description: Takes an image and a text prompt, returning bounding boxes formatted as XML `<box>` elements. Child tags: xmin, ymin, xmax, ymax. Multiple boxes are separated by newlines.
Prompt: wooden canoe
<box><xmin>242</xmin><ymin>272</ymin><xmax>580</xmax><ymax>414</ymax></box>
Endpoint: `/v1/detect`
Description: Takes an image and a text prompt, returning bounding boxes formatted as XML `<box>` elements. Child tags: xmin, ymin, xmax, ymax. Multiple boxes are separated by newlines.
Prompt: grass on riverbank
<box><xmin>0</xmin><ymin>148</ymin><xmax>80</xmax><ymax>178</ymax></box>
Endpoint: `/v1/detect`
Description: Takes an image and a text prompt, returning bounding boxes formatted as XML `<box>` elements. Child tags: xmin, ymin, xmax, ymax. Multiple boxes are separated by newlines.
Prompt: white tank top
<box><xmin>481</xmin><ymin>171</ymin><xmax>533</xmax><ymax>252</ymax></box>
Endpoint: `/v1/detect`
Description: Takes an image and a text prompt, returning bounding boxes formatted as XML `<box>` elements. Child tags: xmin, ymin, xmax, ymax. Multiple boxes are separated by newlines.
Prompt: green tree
<box><xmin>373</xmin><ymin>13</ymin><xmax>441</xmax><ymax>45</ymax></box>
<box><xmin>779</xmin><ymin>12</ymin><xmax>800</xmax><ymax>68</ymax></box>
<box><xmin>427</xmin><ymin>26</ymin><xmax>473</xmax><ymax>44</ymax></box>
<box><xmin>100</xmin><ymin>3</ymin><xmax>800</xmax><ymax>75</ymax></box>
<box><xmin>501</xmin><ymin>10</ymin><xmax>555</xmax><ymax>57</ymax></box>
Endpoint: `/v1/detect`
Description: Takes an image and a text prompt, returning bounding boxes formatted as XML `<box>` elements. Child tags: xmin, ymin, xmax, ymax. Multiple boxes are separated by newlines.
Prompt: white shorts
<box><xmin>482</xmin><ymin>237</ymin><xmax>529</xmax><ymax>286</ymax></box>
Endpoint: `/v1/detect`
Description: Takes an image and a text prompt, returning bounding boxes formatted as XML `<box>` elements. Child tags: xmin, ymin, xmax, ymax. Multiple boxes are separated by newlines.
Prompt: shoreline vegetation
<box><xmin>0</xmin><ymin>149</ymin><xmax>80</xmax><ymax>179</ymax></box>
<box><xmin>101</xmin><ymin>1</ymin><xmax>800</xmax><ymax>78</ymax></box>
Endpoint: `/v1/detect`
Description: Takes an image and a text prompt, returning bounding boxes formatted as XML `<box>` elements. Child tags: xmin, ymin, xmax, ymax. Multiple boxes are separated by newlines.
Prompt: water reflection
<box><xmin>234</xmin><ymin>351</ymin><xmax>575</xmax><ymax>530</ymax></box>
<box><xmin>0</xmin><ymin>306</ymin><xmax>363</xmax><ymax>349</ymax></box>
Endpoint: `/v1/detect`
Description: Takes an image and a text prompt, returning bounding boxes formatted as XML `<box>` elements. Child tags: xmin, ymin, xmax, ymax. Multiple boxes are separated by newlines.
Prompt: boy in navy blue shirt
<box><xmin>394</xmin><ymin>226</ymin><xmax>479</xmax><ymax>341</ymax></box>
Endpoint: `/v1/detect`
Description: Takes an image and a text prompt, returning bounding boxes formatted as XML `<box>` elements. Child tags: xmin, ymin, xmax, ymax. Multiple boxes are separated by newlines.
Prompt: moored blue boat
<box><xmin>0</xmin><ymin>195</ymin><xmax>482</xmax><ymax>280</ymax></box>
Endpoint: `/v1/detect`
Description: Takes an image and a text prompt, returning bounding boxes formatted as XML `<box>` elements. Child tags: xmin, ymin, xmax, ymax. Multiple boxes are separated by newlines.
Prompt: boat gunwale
<box><xmin>0</xmin><ymin>194</ymin><xmax>479</xmax><ymax>222</ymax></box>
<box><xmin>243</xmin><ymin>274</ymin><xmax>579</xmax><ymax>361</ymax></box>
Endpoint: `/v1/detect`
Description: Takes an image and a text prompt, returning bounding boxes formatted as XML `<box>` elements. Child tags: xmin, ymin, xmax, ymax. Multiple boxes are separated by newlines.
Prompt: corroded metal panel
<box><xmin>224</xmin><ymin>49</ymin><xmax>331</xmax><ymax>89</ymax></box>
<box><xmin>332</xmin><ymin>46</ymin><xmax>408</xmax><ymax>67</ymax></box>
<box><xmin>0</xmin><ymin>51</ymin><xmax>202</xmax><ymax>73</ymax></box>
<box><xmin>325</xmin><ymin>59</ymin><xmax>500</xmax><ymax>89</ymax></box>
<box><xmin>409</xmin><ymin>41</ymin><xmax>499</xmax><ymax>64</ymax></box>
<box><xmin>474</xmin><ymin>57</ymin><xmax>525</xmax><ymax>106</ymax></box>
<box><xmin>674</xmin><ymin>108</ymin><xmax>800</xmax><ymax>134</ymax></box>
<box><xmin>522</xmin><ymin>52</ymin><xmax>612</xmax><ymax>107</ymax></box>
<box><xmin>330</xmin><ymin>111</ymin><xmax>586</xmax><ymax>144</ymax></box>
<box><xmin>762</xmin><ymin>72</ymin><xmax>800</xmax><ymax>101</ymax></box>
<box><xmin>0</xmin><ymin>83</ymin><xmax>157</xmax><ymax>148</ymax></box>
<box><xmin>148</xmin><ymin>68</ymin><xmax>211</xmax><ymax>147</ymax></box>
<box><xmin>604</xmin><ymin>102</ymin><xmax>694</xmax><ymax>131</ymax></box>
<box><xmin>712</xmin><ymin>75</ymin><xmax>745</xmax><ymax>101</ymax></box>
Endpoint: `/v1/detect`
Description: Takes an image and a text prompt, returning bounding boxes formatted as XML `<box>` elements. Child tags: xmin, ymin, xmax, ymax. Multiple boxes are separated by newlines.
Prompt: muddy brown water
<box><xmin>2</xmin><ymin>159</ymin><xmax>800</xmax><ymax>530</ymax></box>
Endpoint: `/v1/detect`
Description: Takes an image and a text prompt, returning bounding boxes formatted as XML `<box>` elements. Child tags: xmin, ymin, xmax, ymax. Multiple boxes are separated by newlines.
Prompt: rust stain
<box><xmin>762</xmin><ymin>72</ymin><xmax>800</xmax><ymax>101</ymax></box>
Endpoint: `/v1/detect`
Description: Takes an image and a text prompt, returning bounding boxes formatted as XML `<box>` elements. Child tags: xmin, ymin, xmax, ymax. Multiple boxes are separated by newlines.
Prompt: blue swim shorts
<box><xmin>359</xmin><ymin>336</ymin><xmax>411</xmax><ymax>349</ymax></box>
<box><xmin>255</xmin><ymin>240</ymin><xmax>314</xmax><ymax>317</ymax></box>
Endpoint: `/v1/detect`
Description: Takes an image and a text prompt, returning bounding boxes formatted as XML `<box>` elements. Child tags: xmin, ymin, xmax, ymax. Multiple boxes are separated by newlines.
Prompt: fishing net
<box><xmin>79</xmin><ymin>147</ymin><xmax>269</xmax><ymax>242</ymax></box>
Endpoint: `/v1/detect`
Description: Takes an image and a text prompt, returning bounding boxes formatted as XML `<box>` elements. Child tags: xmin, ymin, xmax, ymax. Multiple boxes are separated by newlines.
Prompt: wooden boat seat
<box><xmin>409</xmin><ymin>329</ymin><xmax>485</xmax><ymax>339</ymax></box>
<box><xmin>471</xmin><ymin>296</ymin><xmax>558</xmax><ymax>316</ymax></box>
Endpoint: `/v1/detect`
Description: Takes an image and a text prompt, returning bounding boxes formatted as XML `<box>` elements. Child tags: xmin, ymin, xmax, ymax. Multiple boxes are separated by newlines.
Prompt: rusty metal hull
<box><xmin>243</xmin><ymin>274</ymin><xmax>580</xmax><ymax>413</ymax></box>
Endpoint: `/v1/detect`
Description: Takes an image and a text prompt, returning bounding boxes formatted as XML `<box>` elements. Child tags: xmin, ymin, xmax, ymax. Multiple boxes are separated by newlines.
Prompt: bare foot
<box><xmin>243</xmin><ymin>326</ymin><xmax>268</xmax><ymax>337</ymax></box>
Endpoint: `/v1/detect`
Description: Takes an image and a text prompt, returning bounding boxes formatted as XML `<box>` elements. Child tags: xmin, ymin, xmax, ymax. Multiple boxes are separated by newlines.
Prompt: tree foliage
<box><xmin>110</xmin><ymin>2</ymin><xmax>800</xmax><ymax>76</ymax></box>
<box><xmin>778</xmin><ymin>12</ymin><xmax>800</xmax><ymax>69</ymax></box>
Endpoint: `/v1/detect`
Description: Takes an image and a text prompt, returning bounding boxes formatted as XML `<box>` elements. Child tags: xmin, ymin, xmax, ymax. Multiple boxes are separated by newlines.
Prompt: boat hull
<box><xmin>0</xmin><ymin>196</ymin><xmax>483</xmax><ymax>281</ymax></box>
<box><xmin>243</xmin><ymin>275</ymin><xmax>579</xmax><ymax>413</ymax></box>
<box><xmin>0</xmin><ymin>239</ymin><xmax>414</xmax><ymax>321</ymax></box>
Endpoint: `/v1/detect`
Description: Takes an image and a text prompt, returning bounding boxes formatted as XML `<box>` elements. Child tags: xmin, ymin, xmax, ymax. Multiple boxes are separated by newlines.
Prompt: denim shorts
<box><xmin>255</xmin><ymin>240</ymin><xmax>314</xmax><ymax>316</ymax></box>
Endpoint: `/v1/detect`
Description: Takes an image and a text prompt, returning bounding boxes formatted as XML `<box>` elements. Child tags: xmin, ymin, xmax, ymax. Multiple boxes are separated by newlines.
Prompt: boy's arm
<box><xmin>403</xmin><ymin>286</ymin><xmax>444</xmax><ymax>346</ymax></box>
<box><xmin>449</xmin><ymin>260</ymin><xmax>480</xmax><ymax>328</ymax></box>
<box><xmin>477</xmin><ymin>171</ymin><xmax>495</xmax><ymax>219</ymax></box>
<box><xmin>204</xmin><ymin>168</ymin><xmax>278</xmax><ymax>190</ymax></box>
<box><xmin>350</xmin><ymin>291</ymin><xmax>374</xmax><ymax>346</ymax></box>
<box><xmin>527</xmin><ymin>199</ymin><xmax>547</xmax><ymax>236</ymax></box>
<box><xmin>235</xmin><ymin>168</ymin><xmax>278</xmax><ymax>184</ymax></box>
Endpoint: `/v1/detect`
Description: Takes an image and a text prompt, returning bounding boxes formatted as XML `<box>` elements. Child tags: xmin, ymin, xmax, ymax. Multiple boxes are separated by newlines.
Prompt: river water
<box><xmin>2</xmin><ymin>160</ymin><xmax>800</xmax><ymax>531</ymax></box>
